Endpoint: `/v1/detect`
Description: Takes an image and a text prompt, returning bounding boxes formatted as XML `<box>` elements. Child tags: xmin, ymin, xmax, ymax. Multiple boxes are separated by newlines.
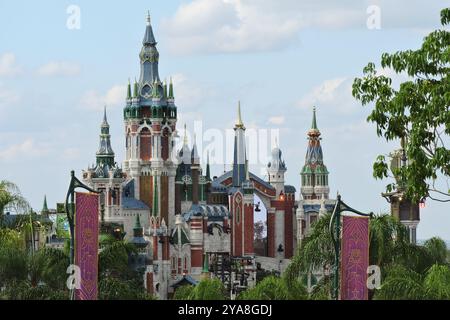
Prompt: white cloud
<box><xmin>161</xmin><ymin>0</ymin><xmax>445</xmax><ymax>55</ymax></box>
<box><xmin>80</xmin><ymin>85</ymin><xmax>126</xmax><ymax>111</ymax></box>
<box><xmin>0</xmin><ymin>53</ymin><xmax>22</xmax><ymax>76</ymax></box>
<box><xmin>0</xmin><ymin>139</ymin><xmax>49</xmax><ymax>162</ymax></box>
<box><xmin>297</xmin><ymin>77</ymin><xmax>359</xmax><ymax>114</ymax></box>
<box><xmin>37</xmin><ymin>61</ymin><xmax>81</xmax><ymax>76</ymax></box>
<box><xmin>268</xmin><ymin>116</ymin><xmax>285</xmax><ymax>125</ymax></box>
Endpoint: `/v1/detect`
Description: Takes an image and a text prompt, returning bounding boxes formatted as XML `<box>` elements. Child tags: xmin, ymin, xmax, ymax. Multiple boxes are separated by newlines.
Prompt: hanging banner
<box><xmin>340</xmin><ymin>215</ymin><xmax>369</xmax><ymax>300</ymax></box>
<box><xmin>75</xmin><ymin>192</ymin><xmax>99</xmax><ymax>300</ymax></box>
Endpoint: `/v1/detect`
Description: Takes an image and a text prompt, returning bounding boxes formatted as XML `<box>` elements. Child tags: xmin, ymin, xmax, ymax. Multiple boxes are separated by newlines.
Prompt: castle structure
<box><xmin>81</xmin><ymin>13</ymin><xmax>335</xmax><ymax>299</ymax></box>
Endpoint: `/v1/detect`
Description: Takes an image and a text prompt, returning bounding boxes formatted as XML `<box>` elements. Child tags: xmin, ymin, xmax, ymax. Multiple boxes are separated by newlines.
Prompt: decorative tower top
<box><xmin>96</xmin><ymin>106</ymin><xmax>115</xmax><ymax>167</ymax></box>
<box><xmin>191</xmin><ymin>134</ymin><xmax>200</xmax><ymax>165</ymax></box>
<box><xmin>232</xmin><ymin>101</ymin><xmax>247</xmax><ymax>187</ymax></box>
<box><xmin>139</xmin><ymin>11</ymin><xmax>161</xmax><ymax>104</ymax></box>
<box><xmin>41</xmin><ymin>195</ymin><xmax>49</xmax><ymax>214</ymax></box>
<box><xmin>305</xmin><ymin>107</ymin><xmax>324</xmax><ymax>166</ymax></box>
<box><xmin>178</xmin><ymin>124</ymin><xmax>192</xmax><ymax>164</ymax></box>
<box><xmin>301</xmin><ymin>107</ymin><xmax>329</xmax><ymax>199</ymax></box>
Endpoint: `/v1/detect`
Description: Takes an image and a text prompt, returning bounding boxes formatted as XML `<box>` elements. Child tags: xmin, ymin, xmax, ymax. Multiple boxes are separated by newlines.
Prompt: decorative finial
<box><xmin>103</xmin><ymin>105</ymin><xmax>107</xmax><ymax>123</ymax></box>
<box><xmin>311</xmin><ymin>106</ymin><xmax>318</xmax><ymax>130</ymax></box>
<box><xmin>146</xmin><ymin>11</ymin><xmax>151</xmax><ymax>26</ymax></box>
<box><xmin>168</xmin><ymin>76</ymin><xmax>174</xmax><ymax>99</ymax></box>
<box><xmin>236</xmin><ymin>100</ymin><xmax>244</xmax><ymax>129</ymax></box>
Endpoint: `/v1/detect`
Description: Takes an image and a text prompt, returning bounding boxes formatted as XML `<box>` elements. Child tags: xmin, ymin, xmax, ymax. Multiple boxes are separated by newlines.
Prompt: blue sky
<box><xmin>0</xmin><ymin>0</ymin><xmax>448</xmax><ymax>239</ymax></box>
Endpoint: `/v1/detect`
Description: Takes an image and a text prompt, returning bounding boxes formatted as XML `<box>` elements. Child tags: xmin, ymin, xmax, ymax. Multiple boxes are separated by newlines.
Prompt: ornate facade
<box><xmin>81</xmin><ymin>14</ymin><xmax>335</xmax><ymax>299</ymax></box>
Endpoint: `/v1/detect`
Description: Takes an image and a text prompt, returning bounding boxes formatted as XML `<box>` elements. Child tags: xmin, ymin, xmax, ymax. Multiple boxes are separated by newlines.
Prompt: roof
<box><xmin>183</xmin><ymin>204</ymin><xmax>229</xmax><ymax>221</ymax></box>
<box><xmin>212</xmin><ymin>170</ymin><xmax>275</xmax><ymax>193</ymax></box>
<box><xmin>284</xmin><ymin>185</ymin><xmax>296</xmax><ymax>194</ymax></box>
<box><xmin>122</xmin><ymin>197</ymin><xmax>149</xmax><ymax>210</ymax></box>
<box><xmin>171</xmin><ymin>275</ymin><xmax>198</xmax><ymax>288</ymax></box>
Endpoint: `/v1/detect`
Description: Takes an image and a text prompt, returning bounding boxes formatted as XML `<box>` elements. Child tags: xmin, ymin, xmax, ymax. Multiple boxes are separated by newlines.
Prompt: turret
<box><xmin>139</xmin><ymin>12</ymin><xmax>162</xmax><ymax>105</ymax></box>
<box><xmin>267</xmin><ymin>139</ymin><xmax>287</xmax><ymax>196</ymax></box>
<box><xmin>96</xmin><ymin>106</ymin><xmax>115</xmax><ymax>167</ymax></box>
<box><xmin>300</xmin><ymin>107</ymin><xmax>329</xmax><ymax>200</ymax></box>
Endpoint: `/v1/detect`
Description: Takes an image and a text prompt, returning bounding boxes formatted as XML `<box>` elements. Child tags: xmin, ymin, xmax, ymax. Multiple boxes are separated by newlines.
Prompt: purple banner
<box><xmin>75</xmin><ymin>192</ymin><xmax>99</xmax><ymax>300</ymax></box>
<box><xmin>340</xmin><ymin>216</ymin><xmax>369</xmax><ymax>300</ymax></box>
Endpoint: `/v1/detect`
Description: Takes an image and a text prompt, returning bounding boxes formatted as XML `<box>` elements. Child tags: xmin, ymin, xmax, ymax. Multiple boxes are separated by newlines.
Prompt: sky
<box><xmin>0</xmin><ymin>0</ymin><xmax>449</xmax><ymax>240</ymax></box>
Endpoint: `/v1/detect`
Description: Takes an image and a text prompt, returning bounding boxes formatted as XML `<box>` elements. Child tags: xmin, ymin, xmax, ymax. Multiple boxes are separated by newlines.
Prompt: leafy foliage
<box><xmin>285</xmin><ymin>212</ymin><xmax>450</xmax><ymax>300</ymax></box>
<box><xmin>352</xmin><ymin>8</ymin><xmax>450</xmax><ymax>203</ymax></box>
<box><xmin>0</xmin><ymin>180</ymin><xmax>30</xmax><ymax>219</ymax></box>
<box><xmin>173</xmin><ymin>278</ymin><xmax>227</xmax><ymax>300</ymax></box>
<box><xmin>237</xmin><ymin>276</ymin><xmax>307</xmax><ymax>300</ymax></box>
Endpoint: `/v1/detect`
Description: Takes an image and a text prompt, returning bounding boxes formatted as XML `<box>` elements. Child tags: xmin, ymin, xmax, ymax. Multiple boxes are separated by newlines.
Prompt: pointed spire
<box><xmin>127</xmin><ymin>79</ymin><xmax>132</xmax><ymax>100</ymax></box>
<box><xmin>163</xmin><ymin>78</ymin><xmax>168</xmax><ymax>98</ymax></box>
<box><xmin>235</xmin><ymin>101</ymin><xmax>245</xmax><ymax>129</ymax></box>
<box><xmin>191</xmin><ymin>133</ymin><xmax>199</xmax><ymax>163</ymax></box>
<box><xmin>135</xmin><ymin>213</ymin><xmax>142</xmax><ymax>229</ymax></box>
<box><xmin>311</xmin><ymin>106</ymin><xmax>318</xmax><ymax>130</ymax></box>
<box><xmin>42</xmin><ymin>195</ymin><xmax>49</xmax><ymax>213</ymax></box>
<box><xmin>133</xmin><ymin>79</ymin><xmax>139</xmax><ymax>98</ymax></box>
<box><xmin>206</xmin><ymin>151</ymin><xmax>211</xmax><ymax>180</ymax></box>
<box><xmin>152</xmin><ymin>78</ymin><xmax>160</xmax><ymax>98</ymax></box>
<box><xmin>143</xmin><ymin>11</ymin><xmax>156</xmax><ymax>45</ymax></box>
<box><xmin>102</xmin><ymin>106</ymin><xmax>108</xmax><ymax>125</ymax></box>
<box><xmin>168</xmin><ymin>77</ymin><xmax>174</xmax><ymax>99</ymax></box>
<box><xmin>146</xmin><ymin>10</ymin><xmax>151</xmax><ymax>26</ymax></box>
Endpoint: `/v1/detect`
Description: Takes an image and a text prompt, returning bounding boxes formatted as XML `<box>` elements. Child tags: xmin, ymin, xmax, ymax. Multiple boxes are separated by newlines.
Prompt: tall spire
<box><xmin>235</xmin><ymin>101</ymin><xmax>245</xmax><ymax>129</ymax></box>
<box><xmin>102</xmin><ymin>105</ymin><xmax>108</xmax><ymax>124</ymax></box>
<box><xmin>42</xmin><ymin>195</ymin><xmax>49</xmax><ymax>213</ymax></box>
<box><xmin>143</xmin><ymin>11</ymin><xmax>156</xmax><ymax>45</ymax></box>
<box><xmin>96</xmin><ymin>107</ymin><xmax>115</xmax><ymax>166</ymax></box>
<box><xmin>126</xmin><ymin>79</ymin><xmax>132</xmax><ymax>100</ymax></box>
<box><xmin>232</xmin><ymin>101</ymin><xmax>247</xmax><ymax>187</ymax></box>
<box><xmin>139</xmin><ymin>11</ymin><xmax>160</xmax><ymax>101</ymax></box>
<box><xmin>206</xmin><ymin>151</ymin><xmax>211</xmax><ymax>180</ymax></box>
<box><xmin>168</xmin><ymin>77</ymin><xmax>174</xmax><ymax>99</ymax></box>
<box><xmin>191</xmin><ymin>133</ymin><xmax>199</xmax><ymax>164</ymax></box>
<box><xmin>311</xmin><ymin>106</ymin><xmax>318</xmax><ymax>130</ymax></box>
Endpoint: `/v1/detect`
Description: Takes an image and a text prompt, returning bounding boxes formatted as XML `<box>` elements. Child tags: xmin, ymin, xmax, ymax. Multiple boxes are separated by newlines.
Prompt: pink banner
<box><xmin>75</xmin><ymin>192</ymin><xmax>99</xmax><ymax>300</ymax></box>
<box><xmin>340</xmin><ymin>216</ymin><xmax>369</xmax><ymax>300</ymax></box>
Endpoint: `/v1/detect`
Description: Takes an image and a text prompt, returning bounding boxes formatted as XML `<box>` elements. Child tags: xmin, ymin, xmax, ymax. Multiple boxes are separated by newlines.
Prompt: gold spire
<box><xmin>235</xmin><ymin>100</ymin><xmax>245</xmax><ymax>129</ymax></box>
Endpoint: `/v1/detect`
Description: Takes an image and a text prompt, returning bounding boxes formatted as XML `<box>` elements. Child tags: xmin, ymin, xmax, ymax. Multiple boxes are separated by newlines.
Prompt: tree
<box><xmin>0</xmin><ymin>180</ymin><xmax>30</xmax><ymax>221</ymax></box>
<box><xmin>173</xmin><ymin>278</ymin><xmax>227</xmax><ymax>300</ymax></box>
<box><xmin>0</xmin><ymin>230</ymin><xmax>70</xmax><ymax>300</ymax></box>
<box><xmin>284</xmin><ymin>213</ymin><xmax>447</xmax><ymax>299</ymax></box>
<box><xmin>173</xmin><ymin>284</ymin><xmax>195</xmax><ymax>300</ymax></box>
<box><xmin>238</xmin><ymin>275</ymin><xmax>307</xmax><ymax>300</ymax></box>
<box><xmin>352</xmin><ymin>8</ymin><xmax>450</xmax><ymax>203</ymax></box>
<box><xmin>374</xmin><ymin>263</ymin><xmax>450</xmax><ymax>300</ymax></box>
<box><xmin>97</xmin><ymin>237</ymin><xmax>151</xmax><ymax>300</ymax></box>
<box><xmin>191</xmin><ymin>278</ymin><xmax>227</xmax><ymax>300</ymax></box>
